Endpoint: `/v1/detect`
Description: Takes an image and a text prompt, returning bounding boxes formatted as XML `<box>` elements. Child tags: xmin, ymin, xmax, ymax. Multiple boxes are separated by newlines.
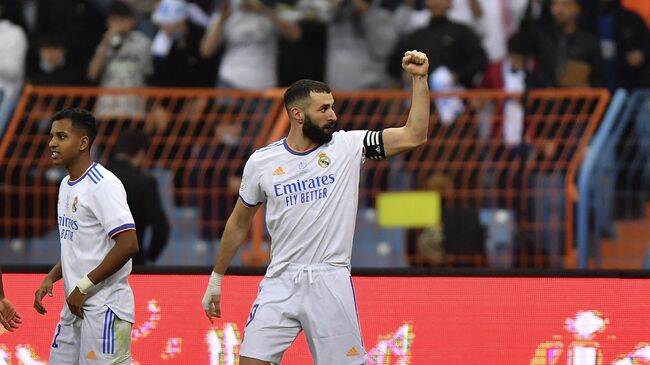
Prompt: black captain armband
<box><xmin>363</xmin><ymin>130</ymin><xmax>386</xmax><ymax>160</ymax></box>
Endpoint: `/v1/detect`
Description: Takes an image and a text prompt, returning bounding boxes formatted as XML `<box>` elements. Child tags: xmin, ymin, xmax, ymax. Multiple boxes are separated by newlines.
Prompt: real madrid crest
<box><xmin>72</xmin><ymin>196</ymin><xmax>78</xmax><ymax>212</ymax></box>
<box><xmin>318</xmin><ymin>153</ymin><xmax>331</xmax><ymax>168</ymax></box>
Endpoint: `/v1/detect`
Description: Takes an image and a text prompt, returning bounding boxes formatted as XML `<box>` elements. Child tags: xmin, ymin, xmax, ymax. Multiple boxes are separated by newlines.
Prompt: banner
<box><xmin>2</xmin><ymin>274</ymin><xmax>650</xmax><ymax>364</ymax></box>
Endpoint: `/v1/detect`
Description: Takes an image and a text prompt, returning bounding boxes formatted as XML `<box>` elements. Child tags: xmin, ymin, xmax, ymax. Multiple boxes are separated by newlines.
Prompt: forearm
<box><xmin>87</xmin><ymin>46</ymin><xmax>108</xmax><ymax>82</ymax></box>
<box><xmin>46</xmin><ymin>261</ymin><xmax>63</xmax><ymax>283</ymax></box>
<box><xmin>200</xmin><ymin>20</ymin><xmax>225</xmax><ymax>58</ymax></box>
<box><xmin>213</xmin><ymin>214</ymin><xmax>251</xmax><ymax>275</ymax></box>
<box><xmin>270</xmin><ymin>14</ymin><xmax>301</xmax><ymax>42</ymax></box>
<box><xmin>403</xmin><ymin>75</ymin><xmax>430</xmax><ymax>143</ymax></box>
<box><xmin>87</xmin><ymin>231</ymin><xmax>138</xmax><ymax>285</ymax></box>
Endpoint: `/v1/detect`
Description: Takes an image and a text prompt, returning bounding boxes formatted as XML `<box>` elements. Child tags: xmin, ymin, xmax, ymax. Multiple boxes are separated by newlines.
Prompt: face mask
<box><xmin>40</xmin><ymin>57</ymin><xmax>64</xmax><ymax>73</ymax></box>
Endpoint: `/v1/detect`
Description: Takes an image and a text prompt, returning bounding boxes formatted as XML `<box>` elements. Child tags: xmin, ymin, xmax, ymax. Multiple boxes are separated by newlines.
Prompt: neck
<box><xmin>286</xmin><ymin>127</ymin><xmax>319</xmax><ymax>152</ymax></box>
<box><xmin>67</xmin><ymin>154</ymin><xmax>94</xmax><ymax>181</ymax></box>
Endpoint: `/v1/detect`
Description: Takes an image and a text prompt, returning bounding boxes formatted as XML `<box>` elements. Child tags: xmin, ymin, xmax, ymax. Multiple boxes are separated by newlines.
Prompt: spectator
<box><xmin>107</xmin><ymin>129</ymin><xmax>170</xmax><ymax>265</ymax></box>
<box><xmin>27</xmin><ymin>35</ymin><xmax>86</xmax><ymax>86</ymax></box>
<box><xmin>395</xmin><ymin>0</ymin><xmax>529</xmax><ymax>64</ymax></box>
<box><xmin>32</xmin><ymin>0</ymin><xmax>105</xmax><ymax>67</ymax></box>
<box><xmin>534</xmin><ymin>0</ymin><xmax>602</xmax><ymax>87</ymax></box>
<box><xmin>391</xmin><ymin>0</ymin><xmax>488</xmax><ymax>90</ymax></box>
<box><xmin>326</xmin><ymin>0</ymin><xmax>399</xmax><ymax>89</ymax></box>
<box><xmin>88</xmin><ymin>0</ymin><xmax>153</xmax><ymax>117</ymax></box>
<box><xmin>0</xmin><ymin>9</ymin><xmax>27</xmax><ymax>128</ymax></box>
<box><xmin>595</xmin><ymin>0</ymin><xmax>650</xmax><ymax>90</ymax></box>
<box><xmin>151</xmin><ymin>0</ymin><xmax>218</xmax><ymax>87</ymax></box>
<box><xmin>200</xmin><ymin>0</ymin><xmax>302</xmax><ymax>89</ymax></box>
<box><xmin>278</xmin><ymin>0</ymin><xmax>334</xmax><ymax>86</ymax></box>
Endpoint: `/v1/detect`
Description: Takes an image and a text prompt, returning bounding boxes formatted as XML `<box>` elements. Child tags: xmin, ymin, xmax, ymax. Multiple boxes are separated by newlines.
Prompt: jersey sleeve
<box><xmin>91</xmin><ymin>178</ymin><xmax>136</xmax><ymax>239</ymax></box>
<box><xmin>340</xmin><ymin>129</ymin><xmax>386</xmax><ymax>162</ymax></box>
<box><xmin>239</xmin><ymin>153</ymin><xmax>264</xmax><ymax>207</ymax></box>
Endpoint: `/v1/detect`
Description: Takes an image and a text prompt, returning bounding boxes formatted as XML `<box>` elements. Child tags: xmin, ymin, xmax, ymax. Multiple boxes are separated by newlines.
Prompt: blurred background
<box><xmin>0</xmin><ymin>0</ymin><xmax>649</xmax><ymax>271</ymax></box>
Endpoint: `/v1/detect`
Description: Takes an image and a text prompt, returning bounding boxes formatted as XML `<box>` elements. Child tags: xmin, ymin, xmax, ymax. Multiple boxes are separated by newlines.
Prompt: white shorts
<box><xmin>240</xmin><ymin>264</ymin><xmax>366</xmax><ymax>365</ymax></box>
<box><xmin>49</xmin><ymin>306</ymin><xmax>132</xmax><ymax>365</ymax></box>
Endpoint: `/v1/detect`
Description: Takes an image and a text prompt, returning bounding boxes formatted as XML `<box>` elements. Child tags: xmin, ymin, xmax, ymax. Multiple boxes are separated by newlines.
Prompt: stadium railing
<box><xmin>257</xmin><ymin>88</ymin><xmax>610</xmax><ymax>269</ymax></box>
<box><xmin>0</xmin><ymin>86</ymin><xmax>610</xmax><ymax>269</ymax></box>
<box><xmin>579</xmin><ymin>89</ymin><xmax>650</xmax><ymax>269</ymax></box>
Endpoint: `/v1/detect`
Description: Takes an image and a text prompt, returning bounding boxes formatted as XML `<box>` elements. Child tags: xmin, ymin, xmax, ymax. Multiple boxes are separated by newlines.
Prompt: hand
<box><xmin>626</xmin><ymin>49</ymin><xmax>645</xmax><ymax>68</ymax></box>
<box><xmin>402</xmin><ymin>50</ymin><xmax>429</xmax><ymax>77</ymax></box>
<box><xmin>66</xmin><ymin>287</ymin><xmax>87</xmax><ymax>319</ymax></box>
<box><xmin>34</xmin><ymin>277</ymin><xmax>54</xmax><ymax>315</ymax></box>
<box><xmin>202</xmin><ymin>288</ymin><xmax>221</xmax><ymax>323</ymax></box>
<box><xmin>0</xmin><ymin>298</ymin><xmax>22</xmax><ymax>332</ymax></box>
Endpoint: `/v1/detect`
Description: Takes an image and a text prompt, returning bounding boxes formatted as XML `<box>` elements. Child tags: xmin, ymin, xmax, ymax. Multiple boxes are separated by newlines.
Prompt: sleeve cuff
<box><xmin>239</xmin><ymin>195</ymin><xmax>262</xmax><ymax>208</ymax></box>
<box><xmin>108</xmin><ymin>223</ymin><xmax>136</xmax><ymax>238</ymax></box>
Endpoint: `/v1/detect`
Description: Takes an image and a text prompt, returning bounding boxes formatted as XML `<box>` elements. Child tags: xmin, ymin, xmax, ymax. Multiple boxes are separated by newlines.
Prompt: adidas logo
<box><xmin>272</xmin><ymin>166</ymin><xmax>285</xmax><ymax>175</ymax></box>
<box><xmin>346</xmin><ymin>346</ymin><xmax>360</xmax><ymax>356</ymax></box>
<box><xmin>86</xmin><ymin>351</ymin><xmax>97</xmax><ymax>360</ymax></box>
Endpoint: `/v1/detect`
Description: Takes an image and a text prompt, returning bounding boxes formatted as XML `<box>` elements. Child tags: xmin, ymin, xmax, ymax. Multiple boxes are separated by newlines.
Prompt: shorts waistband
<box><xmin>284</xmin><ymin>263</ymin><xmax>348</xmax><ymax>272</ymax></box>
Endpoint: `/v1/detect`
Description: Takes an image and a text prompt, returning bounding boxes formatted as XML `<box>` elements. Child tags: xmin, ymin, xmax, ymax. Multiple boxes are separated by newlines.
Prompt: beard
<box><xmin>303</xmin><ymin>114</ymin><xmax>335</xmax><ymax>144</ymax></box>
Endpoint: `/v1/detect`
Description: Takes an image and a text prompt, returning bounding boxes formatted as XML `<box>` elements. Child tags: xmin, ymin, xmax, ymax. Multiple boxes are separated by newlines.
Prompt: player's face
<box><xmin>49</xmin><ymin>119</ymin><xmax>86</xmax><ymax>167</ymax></box>
<box><xmin>303</xmin><ymin>92</ymin><xmax>337</xmax><ymax>144</ymax></box>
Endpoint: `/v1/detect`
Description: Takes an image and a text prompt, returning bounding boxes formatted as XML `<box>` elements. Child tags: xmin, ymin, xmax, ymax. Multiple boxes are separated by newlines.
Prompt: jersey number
<box><xmin>246</xmin><ymin>304</ymin><xmax>260</xmax><ymax>327</ymax></box>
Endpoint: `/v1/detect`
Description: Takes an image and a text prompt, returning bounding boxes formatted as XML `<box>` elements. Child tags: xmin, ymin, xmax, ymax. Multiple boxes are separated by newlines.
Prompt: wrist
<box><xmin>76</xmin><ymin>275</ymin><xmax>95</xmax><ymax>295</ymax></box>
<box><xmin>208</xmin><ymin>271</ymin><xmax>224</xmax><ymax>292</ymax></box>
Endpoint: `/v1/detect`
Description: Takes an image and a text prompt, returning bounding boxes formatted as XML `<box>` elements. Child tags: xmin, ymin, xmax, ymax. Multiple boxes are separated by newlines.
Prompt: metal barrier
<box><xmin>0</xmin><ymin>86</ymin><xmax>610</xmax><ymax>268</ymax></box>
<box><xmin>582</xmin><ymin>90</ymin><xmax>650</xmax><ymax>269</ymax></box>
<box><xmin>576</xmin><ymin>89</ymin><xmax>628</xmax><ymax>268</ymax></box>
<box><xmin>257</xmin><ymin>88</ymin><xmax>610</xmax><ymax>268</ymax></box>
<box><xmin>0</xmin><ymin>85</ymin><xmax>284</xmax><ymax>266</ymax></box>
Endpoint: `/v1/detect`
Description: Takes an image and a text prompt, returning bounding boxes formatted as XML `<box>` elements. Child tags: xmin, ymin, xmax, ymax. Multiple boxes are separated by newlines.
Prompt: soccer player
<box><xmin>34</xmin><ymin>108</ymin><xmax>139</xmax><ymax>364</ymax></box>
<box><xmin>0</xmin><ymin>266</ymin><xmax>22</xmax><ymax>331</ymax></box>
<box><xmin>202</xmin><ymin>50</ymin><xmax>430</xmax><ymax>364</ymax></box>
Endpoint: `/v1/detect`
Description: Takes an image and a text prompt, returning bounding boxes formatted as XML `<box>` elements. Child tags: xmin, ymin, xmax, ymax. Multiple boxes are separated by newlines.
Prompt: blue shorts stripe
<box><xmin>103</xmin><ymin>308</ymin><xmax>110</xmax><ymax>353</ymax></box>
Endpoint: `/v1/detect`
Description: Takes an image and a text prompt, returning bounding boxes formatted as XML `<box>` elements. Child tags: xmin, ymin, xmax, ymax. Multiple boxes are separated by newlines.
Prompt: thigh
<box><xmin>79</xmin><ymin>307</ymin><xmax>132</xmax><ymax>365</ymax></box>
<box><xmin>49</xmin><ymin>321</ymin><xmax>81</xmax><ymax>365</ymax></box>
<box><xmin>302</xmin><ymin>270</ymin><xmax>366</xmax><ymax>365</ymax></box>
<box><xmin>240</xmin><ymin>276</ymin><xmax>301</xmax><ymax>365</ymax></box>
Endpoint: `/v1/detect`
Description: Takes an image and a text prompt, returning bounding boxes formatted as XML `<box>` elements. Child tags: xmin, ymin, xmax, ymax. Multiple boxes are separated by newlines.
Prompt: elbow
<box><xmin>129</xmin><ymin>240</ymin><xmax>140</xmax><ymax>258</ymax></box>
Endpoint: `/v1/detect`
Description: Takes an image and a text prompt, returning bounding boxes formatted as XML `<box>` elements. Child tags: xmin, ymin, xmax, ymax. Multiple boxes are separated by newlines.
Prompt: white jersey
<box><xmin>240</xmin><ymin>130</ymin><xmax>376</xmax><ymax>277</ymax></box>
<box><xmin>57</xmin><ymin>163</ymin><xmax>136</xmax><ymax>324</ymax></box>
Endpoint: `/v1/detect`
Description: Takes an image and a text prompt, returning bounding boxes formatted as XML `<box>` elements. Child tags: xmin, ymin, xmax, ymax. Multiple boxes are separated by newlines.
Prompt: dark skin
<box><xmin>0</xmin><ymin>266</ymin><xmax>22</xmax><ymax>331</ymax></box>
<box><xmin>34</xmin><ymin>118</ymin><xmax>139</xmax><ymax>319</ymax></box>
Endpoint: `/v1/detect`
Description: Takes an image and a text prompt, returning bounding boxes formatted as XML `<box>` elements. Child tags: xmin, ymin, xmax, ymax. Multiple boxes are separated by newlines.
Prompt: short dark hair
<box><xmin>38</xmin><ymin>34</ymin><xmax>66</xmax><ymax>49</ymax></box>
<box><xmin>114</xmin><ymin>129</ymin><xmax>149</xmax><ymax>156</ymax></box>
<box><xmin>283</xmin><ymin>79</ymin><xmax>331</xmax><ymax>110</ymax></box>
<box><xmin>50</xmin><ymin>108</ymin><xmax>98</xmax><ymax>147</ymax></box>
<box><xmin>108</xmin><ymin>0</ymin><xmax>134</xmax><ymax>18</ymax></box>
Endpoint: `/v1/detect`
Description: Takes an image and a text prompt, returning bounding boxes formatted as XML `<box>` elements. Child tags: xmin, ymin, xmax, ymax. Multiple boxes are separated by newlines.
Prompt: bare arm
<box><xmin>267</xmin><ymin>11</ymin><xmax>301</xmax><ymax>41</ymax></box>
<box><xmin>0</xmin><ymin>266</ymin><xmax>21</xmax><ymax>331</ymax></box>
<box><xmin>64</xmin><ymin>230</ymin><xmax>138</xmax><ymax>318</ymax></box>
<box><xmin>87</xmin><ymin>32</ymin><xmax>112</xmax><ymax>82</ymax></box>
<box><xmin>87</xmin><ymin>230</ymin><xmax>139</xmax><ymax>284</ymax></box>
<box><xmin>203</xmin><ymin>199</ymin><xmax>261</xmax><ymax>322</ymax></box>
<box><xmin>383</xmin><ymin>51</ymin><xmax>430</xmax><ymax>157</ymax></box>
<box><xmin>213</xmin><ymin>199</ymin><xmax>261</xmax><ymax>275</ymax></box>
<box><xmin>33</xmin><ymin>260</ymin><xmax>63</xmax><ymax>315</ymax></box>
<box><xmin>200</xmin><ymin>16</ymin><xmax>227</xmax><ymax>58</ymax></box>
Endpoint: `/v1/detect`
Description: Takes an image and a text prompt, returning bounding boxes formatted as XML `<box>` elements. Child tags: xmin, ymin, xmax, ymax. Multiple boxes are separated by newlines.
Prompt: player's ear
<box><xmin>290</xmin><ymin>106</ymin><xmax>304</xmax><ymax>123</ymax></box>
<box><xmin>79</xmin><ymin>135</ymin><xmax>90</xmax><ymax>152</ymax></box>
